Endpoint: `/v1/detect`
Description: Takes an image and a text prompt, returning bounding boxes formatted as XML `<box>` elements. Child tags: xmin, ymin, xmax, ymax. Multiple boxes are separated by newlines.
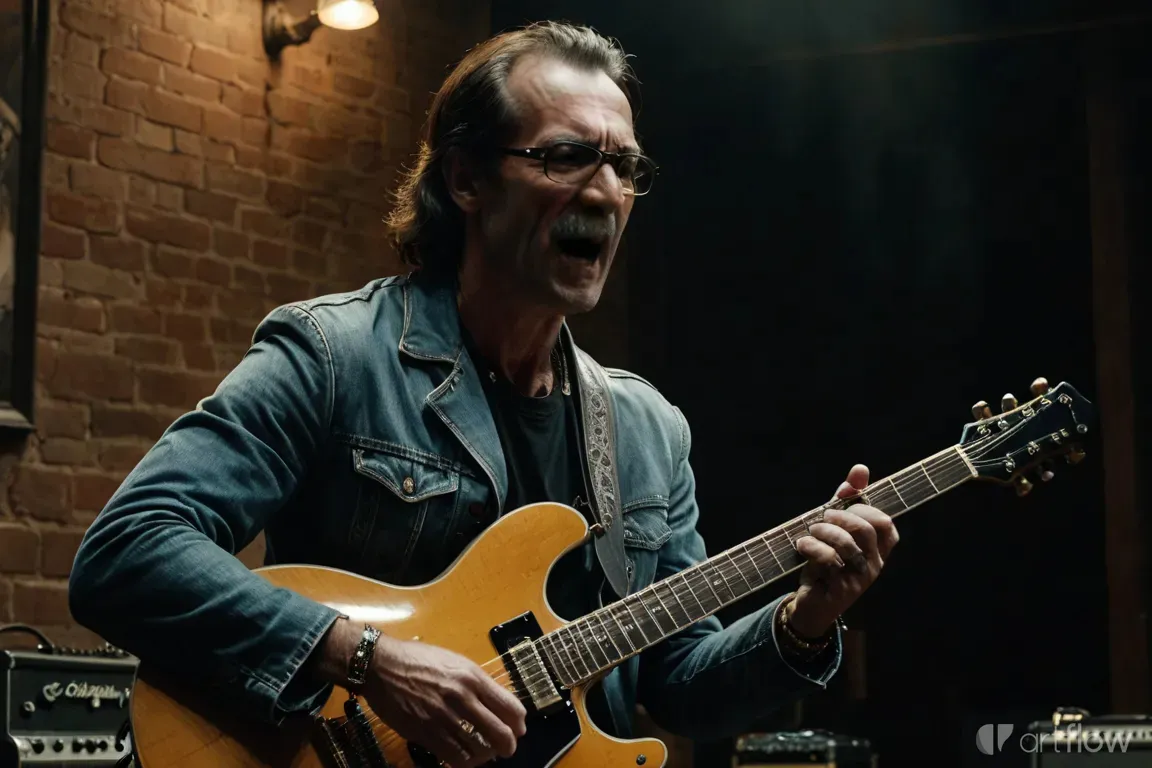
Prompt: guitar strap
<box><xmin>568</xmin><ymin>339</ymin><xmax>631</xmax><ymax>599</ymax></box>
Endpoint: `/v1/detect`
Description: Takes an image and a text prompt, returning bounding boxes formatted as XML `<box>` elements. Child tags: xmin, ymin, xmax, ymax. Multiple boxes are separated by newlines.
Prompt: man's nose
<box><xmin>579</xmin><ymin>161</ymin><xmax>626</xmax><ymax>209</ymax></box>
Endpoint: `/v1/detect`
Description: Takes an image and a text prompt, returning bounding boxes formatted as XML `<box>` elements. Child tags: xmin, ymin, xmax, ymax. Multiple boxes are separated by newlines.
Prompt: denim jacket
<box><xmin>69</xmin><ymin>272</ymin><xmax>841</xmax><ymax>742</ymax></box>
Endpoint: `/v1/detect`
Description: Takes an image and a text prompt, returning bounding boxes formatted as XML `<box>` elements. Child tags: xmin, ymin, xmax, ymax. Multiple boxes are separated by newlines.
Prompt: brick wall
<box><xmin>0</xmin><ymin>0</ymin><xmax>489</xmax><ymax>647</ymax></box>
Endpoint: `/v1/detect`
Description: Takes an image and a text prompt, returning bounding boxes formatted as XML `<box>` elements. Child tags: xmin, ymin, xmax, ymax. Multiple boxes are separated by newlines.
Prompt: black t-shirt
<box><xmin>464</xmin><ymin>333</ymin><xmax>617</xmax><ymax>733</ymax></box>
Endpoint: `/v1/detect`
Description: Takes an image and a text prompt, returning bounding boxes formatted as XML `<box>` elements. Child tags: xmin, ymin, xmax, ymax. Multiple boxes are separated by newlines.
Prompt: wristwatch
<box><xmin>347</xmin><ymin>625</ymin><xmax>382</xmax><ymax>690</ymax></box>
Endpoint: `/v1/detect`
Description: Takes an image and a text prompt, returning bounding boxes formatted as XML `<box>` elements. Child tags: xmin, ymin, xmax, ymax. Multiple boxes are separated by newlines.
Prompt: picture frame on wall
<box><xmin>0</xmin><ymin>0</ymin><xmax>48</xmax><ymax>435</ymax></box>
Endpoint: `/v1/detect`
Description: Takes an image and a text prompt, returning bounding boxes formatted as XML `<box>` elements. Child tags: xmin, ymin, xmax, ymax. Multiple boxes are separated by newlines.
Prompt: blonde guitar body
<box><xmin>129</xmin><ymin>502</ymin><xmax>667</xmax><ymax>768</ymax></box>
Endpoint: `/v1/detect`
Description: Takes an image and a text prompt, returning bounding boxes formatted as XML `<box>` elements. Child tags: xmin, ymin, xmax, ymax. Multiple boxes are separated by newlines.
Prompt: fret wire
<box><xmin>724</xmin><ymin>551</ymin><xmax>755</xmax><ymax>593</ymax></box>
<box><xmin>659</xmin><ymin>580</ymin><xmax>692</xmax><ymax>626</ymax></box>
<box><xmin>561</xmin><ymin>626</ymin><xmax>592</xmax><ymax>680</ymax></box>
<box><xmin>622</xmin><ymin>597</ymin><xmax>655</xmax><ymax>645</ymax></box>
<box><xmin>607</xmin><ymin>605</ymin><xmax>638</xmax><ymax>653</ymax></box>
<box><xmin>633</xmin><ymin>591</ymin><xmax>669</xmax><ymax>637</ymax></box>
<box><xmin>573</xmin><ymin>617</ymin><xmax>611</xmax><ymax>671</ymax></box>
<box><xmin>708</xmin><ymin>557</ymin><xmax>741</xmax><ymax>600</ymax></box>
<box><xmin>676</xmin><ymin>569</ymin><xmax>708</xmax><ymax>616</ymax></box>
<box><xmin>693</xmin><ymin>562</ymin><xmax>725</xmax><ymax>606</ymax></box>
<box><xmin>650</xmin><ymin>584</ymin><xmax>682</xmax><ymax>632</ymax></box>
<box><xmin>542</xmin><ymin>633</ymin><xmax>577</xmax><ymax>686</ymax></box>
<box><xmin>740</xmin><ymin>542</ymin><xmax>767</xmax><ymax>581</ymax></box>
<box><xmin>592</xmin><ymin>610</ymin><xmax>625</xmax><ymax>661</ymax></box>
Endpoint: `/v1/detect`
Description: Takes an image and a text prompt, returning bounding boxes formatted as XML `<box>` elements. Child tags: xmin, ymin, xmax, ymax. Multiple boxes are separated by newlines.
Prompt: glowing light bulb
<box><xmin>317</xmin><ymin>0</ymin><xmax>378</xmax><ymax>30</ymax></box>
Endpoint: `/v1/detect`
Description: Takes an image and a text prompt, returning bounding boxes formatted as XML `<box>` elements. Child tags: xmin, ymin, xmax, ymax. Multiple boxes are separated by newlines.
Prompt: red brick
<box><xmin>226</xmin><ymin>26</ymin><xmax>263</xmax><ymax>58</ymax></box>
<box><xmin>106</xmin><ymin>76</ymin><xmax>148</xmax><ymax>114</ymax></box>
<box><xmin>241</xmin><ymin>117</ymin><xmax>268</xmax><ymax>147</ymax></box>
<box><xmin>285</xmin><ymin>64</ymin><xmax>327</xmax><ymax>97</ymax></box>
<box><xmin>41</xmin><ymin>438</ymin><xmax>97</xmax><ymax>465</ymax></box>
<box><xmin>91</xmin><ymin>405</ymin><xmax>172</xmax><ymax>439</ymax></box>
<box><xmin>349</xmin><ymin>141</ymin><xmax>383</xmax><ymax>174</ymax></box>
<box><xmin>144</xmin><ymin>89</ymin><xmax>202</xmax><ymax>132</ymax></box>
<box><xmin>109</xmin><ymin>304</ymin><xmax>163</xmax><ymax>334</ymax></box>
<box><xmin>241</xmin><ymin>208</ymin><xmax>289</xmax><ymax>239</ymax></box>
<box><xmin>41</xmin><ymin>222</ymin><xmax>87</xmax><ymax>259</ymax></box>
<box><xmin>12</xmin><ymin>467</ymin><xmax>72</xmax><ymax>522</ymax></box>
<box><xmin>291</xmin><ymin>248</ymin><xmax>327</xmax><ymax>278</ymax></box>
<box><xmin>90</xmin><ymin>236</ymin><xmax>147</xmax><ymax>272</ymax></box>
<box><xmin>234</xmin><ymin>146</ymin><xmax>269</xmax><ymax>172</ymax></box>
<box><xmin>35</xmin><ymin>401</ymin><xmax>89</xmax><ymax>439</ymax></box>
<box><xmin>62</xmin><ymin>260</ymin><xmax>140</xmax><ymax>299</ymax></box>
<box><xmin>306</xmin><ymin>196</ymin><xmax>342</xmax><ymax>219</ymax></box>
<box><xmin>136</xmin><ymin>118</ymin><xmax>174</xmax><ymax>151</ymax></box>
<box><xmin>42</xmin><ymin>151</ymin><xmax>70</xmax><ymax>189</ymax></box>
<box><xmin>146</xmin><ymin>277</ymin><xmax>182</xmax><ymax>308</ymax></box>
<box><xmin>115</xmin><ymin>337</ymin><xmax>179</xmax><ymax>365</ymax></box>
<box><xmin>267</xmin><ymin>91</ymin><xmax>311</xmax><ymax>125</ymax></box>
<box><xmin>206</xmin><ymin>163</ymin><xmax>263</xmax><ymax>198</ymax></box>
<box><xmin>40</xmin><ymin>529</ymin><xmax>88</xmax><ymax>577</ymax></box>
<box><xmin>102</xmin><ymin>49</ymin><xmax>163</xmax><ymax>85</ymax></box>
<box><xmin>292</xmin><ymin>218</ymin><xmax>327</xmax><ymax>249</ymax></box>
<box><xmin>163</xmin><ymin>4</ymin><xmax>228</xmax><ymax>49</ymax></box>
<box><xmin>13</xmin><ymin>582</ymin><xmax>72</xmax><ymax>625</ymax></box>
<box><xmin>46</xmin><ymin>122</ymin><xmax>95</xmax><ymax>159</ymax></box>
<box><xmin>233</xmin><ymin>264</ymin><xmax>265</xmax><ymax>292</ymax></box>
<box><xmin>222</xmin><ymin>85</ymin><xmax>265</xmax><ymax>117</ymax></box>
<box><xmin>265</xmin><ymin>181</ymin><xmax>305</xmax><ymax>216</ymax></box>
<box><xmin>114</xmin><ymin>0</ymin><xmax>162</xmax><ymax>27</ymax></box>
<box><xmin>315</xmin><ymin>105</ymin><xmax>379</xmax><ymax>139</ymax></box>
<box><xmin>128</xmin><ymin>176</ymin><xmax>156</xmax><ymax>206</ymax></box>
<box><xmin>198</xmin><ymin>254</ymin><xmax>235</xmax><ymax>284</ymax></box>
<box><xmin>44</xmin><ymin>350</ymin><xmax>135</xmax><ymax>402</ymax></box>
<box><xmin>38</xmin><ymin>290</ymin><xmax>106</xmax><ymax>333</ymax></box>
<box><xmin>268</xmin><ymin>153</ymin><xmax>293</xmax><ymax>179</ymax></box>
<box><xmin>190</xmin><ymin>46</ymin><xmax>237</xmax><ymax>82</ymax></box>
<box><xmin>126</xmin><ymin>207</ymin><xmax>211</xmax><ymax>251</ymax></box>
<box><xmin>57</xmin><ymin>61</ymin><xmax>107</xmax><ymax>102</ymax></box>
<box><xmin>70</xmin><ymin>162</ymin><xmax>127</xmax><ymax>201</ymax></box>
<box><xmin>50</xmin><ymin>98</ymin><xmax>134</xmax><ymax>136</ymax></box>
<box><xmin>204</xmin><ymin>107</ymin><xmax>243</xmax><ymax>145</ymax></box>
<box><xmin>182</xmin><ymin>342</ymin><xmax>215</xmax><ymax>370</ymax></box>
<box><xmin>165</xmin><ymin>312</ymin><xmax>206</xmax><ymax>342</ymax></box>
<box><xmin>182</xmin><ymin>283</ymin><xmax>212</xmax><ymax>309</ymax></box>
<box><xmin>333</xmin><ymin>72</ymin><xmax>374</xmax><ymax>99</ymax></box>
<box><xmin>151</xmin><ymin>246</ymin><xmax>197</xmax><ymax>279</ymax></box>
<box><xmin>60</xmin><ymin>1</ymin><xmax>133</xmax><ymax>46</ymax></box>
<box><xmin>138</xmin><ymin>368</ymin><xmax>220</xmax><ymax>407</ymax></box>
<box><xmin>47</xmin><ymin>191</ymin><xmax>120</xmax><ymax>234</ymax></box>
<box><xmin>140</xmin><ymin>27</ymin><xmax>192</xmax><ymax>65</ymax></box>
<box><xmin>157</xmin><ymin>183</ymin><xmax>183</xmax><ymax>211</ymax></box>
<box><xmin>236</xmin><ymin>58</ymin><xmax>267</xmax><ymax>90</ymax></box>
<box><xmin>65</xmin><ymin>33</ymin><xmax>100</xmax><ymax>67</ymax></box>
<box><xmin>163</xmin><ymin>65</ymin><xmax>221</xmax><ymax>102</ymax></box>
<box><xmin>0</xmin><ymin>523</ymin><xmax>40</xmax><ymax>575</ymax></box>
<box><xmin>99</xmin><ymin>137</ymin><xmax>204</xmax><ymax>188</ymax></box>
<box><xmin>73</xmin><ymin>473</ymin><xmax>124</xmax><ymax>512</ymax></box>
<box><xmin>185</xmin><ymin>190</ymin><xmax>237</xmax><ymax>223</ymax></box>
<box><xmin>97</xmin><ymin>442</ymin><xmax>151</xmax><ymax>473</ymax></box>
<box><xmin>267</xmin><ymin>273</ymin><xmax>311</xmax><ymax>303</ymax></box>
<box><xmin>252</xmin><ymin>239</ymin><xmax>288</xmax><ymax>269</ymax></box>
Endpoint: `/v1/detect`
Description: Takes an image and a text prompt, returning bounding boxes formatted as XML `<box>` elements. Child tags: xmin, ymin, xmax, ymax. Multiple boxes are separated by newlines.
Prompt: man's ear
<box><xmin>443</xmin><ymin>147</ymin><xmax>483</xmax><ymax>214</ymax></box>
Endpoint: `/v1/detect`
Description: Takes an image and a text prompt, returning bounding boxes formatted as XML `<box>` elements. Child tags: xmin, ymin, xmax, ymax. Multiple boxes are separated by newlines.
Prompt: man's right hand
<box><xmin>310</xmin><ymin>619</ymin><xmax>527</xmax><ymax>768</ymax></box>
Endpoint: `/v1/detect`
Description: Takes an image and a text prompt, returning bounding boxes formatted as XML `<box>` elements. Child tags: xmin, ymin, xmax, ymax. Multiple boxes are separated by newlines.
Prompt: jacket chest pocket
<box><xmin>622</xmin><ymin>501</ymin><xmax>672</xmax><ymax>592</ymax></box>
<box><xmin>348</xmin><ymin>446</ymin><xmax>462</xmax><ymax>585</ymax></box>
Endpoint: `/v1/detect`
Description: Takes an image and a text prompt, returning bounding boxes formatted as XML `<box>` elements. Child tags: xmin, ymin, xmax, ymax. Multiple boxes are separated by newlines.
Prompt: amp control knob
<box><xmin>73</xmin><ymin>737</ymin><xmax>84</xmax><ymax>752</ymax></box>
<box><xmin>53</xmin><ymin>739</ymin><xmax>64</xmax><ymax>752</ymax></box>
<box><xmin>84</xmin><ymin>738</ymin><xmax>96</xmax><ymax>752</ymax></box>
<box><xmin>31</xmin><ymin>739</ymin><xmax>45</xmax><ymax>754</ymax></box>
<box><xmin>98</xmin><ymin>739</ymin><xmax>108</xmax><ymax>750</ymax></box>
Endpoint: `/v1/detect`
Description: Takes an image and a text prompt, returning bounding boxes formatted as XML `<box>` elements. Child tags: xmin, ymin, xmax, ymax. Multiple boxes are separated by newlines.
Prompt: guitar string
<box><xmin>333</xmin><ymin>450</ymin><xmax>982</xmax><ymax>747</ymax></box>
<box><xmin>336</xmin><ymin>424</ymin><xmax>1063</xmax><ymax>749</ymax></box>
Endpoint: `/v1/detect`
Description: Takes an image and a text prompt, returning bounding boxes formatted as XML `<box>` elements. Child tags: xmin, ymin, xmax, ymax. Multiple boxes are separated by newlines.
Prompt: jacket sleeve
<box><xmin>635</xmin><ymin>405</ymin><xmax>842</xmax><ymax>740</ymax></box>
<box><xmin>68</xmin><ymin>304</ymin><xmax>343</xmax><ymax>725</ymax></box>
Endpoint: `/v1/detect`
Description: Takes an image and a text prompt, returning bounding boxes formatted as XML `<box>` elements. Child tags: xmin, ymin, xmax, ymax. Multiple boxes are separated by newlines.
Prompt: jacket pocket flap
<box><xmin>353</xmin><ymin>447</ymin><xmax>459</xmax><ymax>502</ymax></box>
<box><xmin>623</xmin><ymin>502</ymin><xmax>672</xmax><ymax>550</ymax></box>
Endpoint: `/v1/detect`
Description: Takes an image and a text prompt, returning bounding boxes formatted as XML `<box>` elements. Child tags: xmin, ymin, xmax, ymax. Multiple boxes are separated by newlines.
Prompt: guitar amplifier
<box><xmin>1026</xmin><ymin>709</ymin><xmax>1152</xmax><ymax>768</ymax></box>
<box><xmin>733</xmin><ymin>730</ymin><xmax>877</xmax><ymax>768</ymax></box>
<box><xmin>1</xmin><ymin>644</ymin><xmax>137</xmax><ymax>766</ymax></box>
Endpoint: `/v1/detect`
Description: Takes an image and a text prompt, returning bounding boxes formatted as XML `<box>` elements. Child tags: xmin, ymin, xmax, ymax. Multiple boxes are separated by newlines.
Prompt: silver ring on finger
<box><xmin>458</xmin><ymin>719</ymin><xmax>491</xmax><ymax>749</ymax></box>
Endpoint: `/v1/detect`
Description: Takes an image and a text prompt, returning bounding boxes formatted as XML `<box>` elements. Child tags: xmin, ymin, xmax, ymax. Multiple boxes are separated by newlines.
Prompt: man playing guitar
<box><xmin>69</xmin><ymin>21</ymin><xmax>899</xmax><ymax>768</ymax></box>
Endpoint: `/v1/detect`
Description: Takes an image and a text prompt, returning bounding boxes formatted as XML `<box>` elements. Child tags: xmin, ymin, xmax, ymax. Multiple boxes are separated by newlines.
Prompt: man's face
<box><xmin>470</xmin><ymin>55</ymin><xmax>637</xmax><ymax>315</ymax></box>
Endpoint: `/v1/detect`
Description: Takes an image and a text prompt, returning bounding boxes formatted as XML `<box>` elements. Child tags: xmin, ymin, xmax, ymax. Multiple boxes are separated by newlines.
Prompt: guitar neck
<box><xmin>538</xmin><ymin>444</ymin><xmax>978</xmax><ymax>687</ymax></box>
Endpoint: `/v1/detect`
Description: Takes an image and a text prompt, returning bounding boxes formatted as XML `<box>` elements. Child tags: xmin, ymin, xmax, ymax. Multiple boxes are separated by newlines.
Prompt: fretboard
<box><xmin>537</xmin><ymin>444</ymin><xmax>976</xmax><ymax>686</ymax></box>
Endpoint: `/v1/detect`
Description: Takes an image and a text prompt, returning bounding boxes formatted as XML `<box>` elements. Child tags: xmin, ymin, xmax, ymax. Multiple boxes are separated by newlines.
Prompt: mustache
<box><xmin>551</xmin><ymin>211</ymin><xmax>616</xmax><ymax>241</ymax></box>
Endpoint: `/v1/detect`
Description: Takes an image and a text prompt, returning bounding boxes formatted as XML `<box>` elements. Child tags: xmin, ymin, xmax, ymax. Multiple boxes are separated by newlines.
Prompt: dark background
<box><xmin>491</xmin><ymin>2</ymin><xmax>1150</xmax><ymax>766</ymax></box>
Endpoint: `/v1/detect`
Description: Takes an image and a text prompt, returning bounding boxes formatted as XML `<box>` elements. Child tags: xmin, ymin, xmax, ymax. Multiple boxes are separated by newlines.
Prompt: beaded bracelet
<box><xmin>776</xmin><ymin>593</ymin><xmax>837</xmax><ymax>660</ymax></box>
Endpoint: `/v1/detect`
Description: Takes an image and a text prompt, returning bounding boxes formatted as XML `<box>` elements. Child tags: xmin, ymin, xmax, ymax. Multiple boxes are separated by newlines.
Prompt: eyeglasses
<box><xmin>498</xmin><ymin>141</ymin><xmax>659</xmax><ymax>196</ymax></box>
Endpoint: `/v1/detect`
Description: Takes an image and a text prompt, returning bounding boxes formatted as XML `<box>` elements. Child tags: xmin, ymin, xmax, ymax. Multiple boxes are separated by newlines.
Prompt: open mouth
<box><xmin>556</xmin><ymin>237</ymin><xmax>603</xmax><ymax>262</ymax></box>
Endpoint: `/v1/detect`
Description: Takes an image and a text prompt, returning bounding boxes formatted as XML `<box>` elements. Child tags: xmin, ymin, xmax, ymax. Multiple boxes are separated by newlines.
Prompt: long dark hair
<box><xmin>384</xmin><ymin>21</ymin><xmax>639</xmax><ymax>276</ymax></box>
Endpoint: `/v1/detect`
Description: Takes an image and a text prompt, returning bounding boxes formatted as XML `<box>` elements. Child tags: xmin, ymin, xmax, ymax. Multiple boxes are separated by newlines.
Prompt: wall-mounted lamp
<box><xmin>263</xmin><ymin>0</ymin><xmax>379</xmax><ymax>57</ymax></box>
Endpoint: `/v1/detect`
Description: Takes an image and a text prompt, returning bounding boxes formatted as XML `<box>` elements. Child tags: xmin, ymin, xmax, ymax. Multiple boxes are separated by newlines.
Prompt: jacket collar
<box><xmin>397</xmin><ymin>272</ymin><xmax>464</xmax><ymax>363</ymax></box>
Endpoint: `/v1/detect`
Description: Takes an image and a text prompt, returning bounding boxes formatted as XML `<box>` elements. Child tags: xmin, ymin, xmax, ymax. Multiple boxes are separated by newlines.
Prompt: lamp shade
<box><xmin>316</xmin><ymin>0</ymin><xmax>378</xmax><ymax>30</ymax></box>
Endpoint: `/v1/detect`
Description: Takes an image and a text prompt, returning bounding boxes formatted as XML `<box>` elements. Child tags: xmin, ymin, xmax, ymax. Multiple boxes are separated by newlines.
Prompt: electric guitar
<box><xmin>127</xmin><ymin>378</ymin><xmax>1095</xmax><ymax>768</ymax></box>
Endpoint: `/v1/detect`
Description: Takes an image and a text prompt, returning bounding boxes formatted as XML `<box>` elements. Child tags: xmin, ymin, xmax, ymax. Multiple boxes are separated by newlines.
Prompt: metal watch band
<box><xmin>347</xmin><ymin>625</ymin><xmax>381</xmax><ymax>689</ymax></box>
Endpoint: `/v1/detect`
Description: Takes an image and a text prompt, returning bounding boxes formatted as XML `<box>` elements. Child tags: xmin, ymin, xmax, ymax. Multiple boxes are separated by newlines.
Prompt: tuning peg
<box><xmin>971</xmin><ymin>400</ymin><xmax>993</xmax><ymax>420</ymax></box>
<box><xmin>1039</xmin><ymin>460</ymin><xmax>1056</xmax><ymax>482</ymax></box>
<box><xmin>1067</xmin><ymin>448</ymin><xmax>1086</xmax><ymax>465</ymax></box>
<box><xmin>1014</xmin><ymin>476</ymin><xmax>1034</xmax><ymax>496</ymax></box>
<box><xmin>1030</xmin><ymin>377</ymin><xmax>1050</xmax><ymax>397</ymax></box>
<box><xmin>1001</xmin><ymin>393</ymin><xmax>1018</xmax><ymax>413</ymax></box>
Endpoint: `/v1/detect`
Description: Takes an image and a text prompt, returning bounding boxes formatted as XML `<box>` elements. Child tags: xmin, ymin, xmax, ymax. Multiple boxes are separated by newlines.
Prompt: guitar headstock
<box><xmin>959</xmin><ymin>377</ymin><xmax>1095</xmax><ymax>496</ymax></box>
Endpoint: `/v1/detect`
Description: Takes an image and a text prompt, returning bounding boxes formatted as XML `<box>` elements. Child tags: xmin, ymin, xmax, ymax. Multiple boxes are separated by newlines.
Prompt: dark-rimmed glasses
<box><xmin>498</xmin><ymin>141</ymin><xmax>659</xmax><ymax>196</ymax></box>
